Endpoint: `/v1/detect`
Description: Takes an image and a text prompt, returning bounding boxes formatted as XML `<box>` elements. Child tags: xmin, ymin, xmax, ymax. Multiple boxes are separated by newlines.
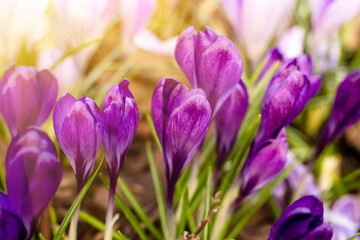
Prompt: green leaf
<box><xmin>203</xmin><ymin>168</ymin><xmax>212</xmax><ymax>240</ymax></box>
<box><xmin>176</xmin><ymin>186</ymin><xmax>189</xmax><ymax>238</ymax></box>
<box><xmin>117</xmin><ymin>177</ymin><xmax>162</xmax><ymax>240</ymax></box>
<box><xmin>346</xmin><ymin>231</ymin><xmax>360</xmax><ymax>240</ymax></box>
<box><xmin>78</xmin><ymin>210</ymin><xmax>127</xmax><ymax>240</ymax></box>
<box><xmin>146</xmin><ymin>142</ymin><xmax>168</xmax><ymax>239</ymax></box>
<box><xmin>145</xmin><ymin>113</ymin><xmax>162</xmax><ymax>154</ymax></box>
<box><xmin>53</xmin><ymin>157</ymin><xmax>103</xmax><ymax>240</ymax></box>
<box><xmin>99</xmin><ymin>173</ymin><xmax>148</xmax><ymax>240</ymax></box>
<box><xmin>49</xmin><ymin>207</ymin><xmax>59</xmax><ymax>236</ymax></box>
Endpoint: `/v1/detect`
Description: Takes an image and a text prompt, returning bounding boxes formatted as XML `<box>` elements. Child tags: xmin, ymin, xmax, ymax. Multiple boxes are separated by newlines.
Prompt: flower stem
<box><xmin>166</xmin><ymin>186</ymin><xmax>175</xmax><ymax>239</ymax></box>
<box><xmin>104</xmin><ymin>178</ymin><xmax>117</xmax><ymax>240</ymax></box>
<box><xmin>69</xmin><ymin>205</ymin><xmax>80</xmax><ymax>240</ymax></box>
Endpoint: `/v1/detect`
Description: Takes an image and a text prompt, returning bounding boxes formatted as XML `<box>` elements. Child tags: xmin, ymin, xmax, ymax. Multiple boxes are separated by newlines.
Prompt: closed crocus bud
<box><xmin>151</xmin><ymin>78</ymin><xmax>211</xmax><ymax>209</ymax></box>
<box><xmin>215</xmin><ymin>80</ymin><xmax>248</xmax><ymax>174</ymax></box>
<box><xmin>0</xmin><ymin>64</ymin><xmax>58</xmax><ymax>137</ymax></box>
<box><xmin>268</xmin><ymin>195</ymin><xmax>333</xmax><ymax>240</ymax></box>
<box><xmin>239</xmin><ymin>128</ymin><xmax>288</xmax><ymax>200</ymax></box>
<box><xmin>257</xmin><ymin>48</ymin><xmax>283</xmax><ymax>82</ymax></box>
<box><xmin>102</xmin><ymin>79</ymin><xmax>139</xmax><ymax>240</ymax></box>
<box><xmin>253</xmin><ymin>66</ymin><xmax>311</xmax><ymax>148</ymax></box>
<box><xmin>53</xmin><ymin>93</ymin><xmax>103</xmax><ymax>190</ymax></box>
<box><xmin>315</xmin><ymin>70</ymin><xmax>360</xmax><ymax>160</ymax></box>
<box><xmin>175</xmin><ymin>26</ymin><xmax>243</xmax><ymax>114</ymax></box>
<box><xmin>0</xmin><ymin>193</ymin><xmax>22</xmax><ymax>240</ymax></box>
<box><xmin>5</xmin><ymin>127</ymin><xmax>62</xmax><ymax>236</ymax></box>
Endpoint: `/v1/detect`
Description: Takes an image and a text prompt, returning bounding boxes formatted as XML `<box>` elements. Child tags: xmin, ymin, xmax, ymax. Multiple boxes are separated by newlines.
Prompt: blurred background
<box><xmin>0</xmin><ymin>0</ymin><xmax>360</xmax><ymax>239</ymax></box>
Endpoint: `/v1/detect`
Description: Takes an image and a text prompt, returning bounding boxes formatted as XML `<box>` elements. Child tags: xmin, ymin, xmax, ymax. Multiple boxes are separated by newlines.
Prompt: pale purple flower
<box><xmin>0</xmin><ymin>64</ymin><xmax>58</xmax><ymax>137</ymax></box>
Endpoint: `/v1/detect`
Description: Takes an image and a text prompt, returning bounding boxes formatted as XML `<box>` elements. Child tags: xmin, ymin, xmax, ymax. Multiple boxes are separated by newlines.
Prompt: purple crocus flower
<box><xmin>0</xmin><ymin>64</ymin><xmax>58</xmax><ymax>137</ymax></box>
<box><xmin>102</xmin><ymin>79</ymin><xmax>139</xmax><ymax>239</ymax></box>
<box><xmin>314</xmin><ymin>70</ymin><xmax>360</xmax><ymax>162</ymax></box>
<box><xmin>0</xmin><ymin>193</ymin><xmax>22</xmax><ymax>240</ymax></box>
<box><xmin>238</xmin><ymin>128</ymin><xmax>288</xmax><ymax>202</ymax></box>
<box><xmin>253</xmin><ymin>64</ymin><xmax>311</xmax><ymax>149</ymax></box>
<box><xmin>257</xmin><ymin>48</ymin><xmax>283</xmax><ymax>82</ymax></box>
<box><xmin>175</xmin><ymin>26</ymin><xmax>243</xmax><ymax>115</ymax></box>
<box><xmin>269</xmin><ymin>195</ymin><xmax>333</xmax><ymax>240</ymax></box>
<box><xmin>5</xmin><ymin>127</ymin><xmax>62</xmax><ymax>238</ymax></box>
<box><xmin>151</xmin><ymin>77</ymin><xmax>211</xmax><ymax>210</ymax></box>
<box><xmin>53</xmin><ymin>93</ymin><xmax>103</xmax><ymax>191</ymax></box>
<box><xmin>214</xmin><ymin>80</ymin><xmax>248</xmax><ymax>176</ymax></box>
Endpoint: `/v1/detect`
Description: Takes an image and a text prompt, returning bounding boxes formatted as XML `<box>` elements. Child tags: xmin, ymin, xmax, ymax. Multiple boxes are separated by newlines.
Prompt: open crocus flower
<box><xmin>314</xmin><ymin>70</ymin><xmax>360</xmax><ymax>161</ymax></box>
<box><xmin>269</xmin><ymin>195</ymin><xmax>333</xmax><ymax>240</ymax></box>
<box><xmin>151</xmin><ymin>77</ymin><xmax>211</xmax><ymax>210</ymax></box>
<box><xmin>220</xmin><ymin>0</ymin><xmax>296</xmax><ymax>64</ymax></box>
<box><xmin>102</xmin><ymin>79</ymin><xmax>139</xmax><ymax>240</ymax></box>
<box><xmin>5</xmin><ymin>127</ymin><xmax>62</xmax><ymax>238</ymax></box>
<box><xmin>175</xmin><ymin>26</ymin><xmax>243</xmax><ymax>115</ymax></box>
<box><xmin>53</xmin><ymin>93</ymin><xmax>103</xmax><ymax>191</ymax></box>
<box><xmin>238</xmin><ymin>128</ymin><xmax>288</xmax><ymax>202</ymax></box>
<box><xmin>0</xmin><ymin>64</ymin><xmax>58</xmax><ymax>138</ymax></box>
<box><xmin>253</xmin><ymin>63</ymin><xmax>311</xmax><ymax>149</ymax></box>
<box><xmin>215</xmin><ymin>80</ymin><xmax>248</xmax><ymax>176</ymax></box>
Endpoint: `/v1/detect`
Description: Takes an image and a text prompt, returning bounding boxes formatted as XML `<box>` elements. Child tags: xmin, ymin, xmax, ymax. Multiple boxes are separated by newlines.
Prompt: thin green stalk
<box><xmin>347</xmin><ymin>232</ymin><xmax>360</xmax><ymax>240</ymax></box>
<box><xmin>145</xmin><ymin>113</ymin><xmax>162</xmax><ymax>153</ymax></box>
<box><xmin>146</xmin><ymin>142</ymin><xmax>168</xmax><ymax>239</ymax></box>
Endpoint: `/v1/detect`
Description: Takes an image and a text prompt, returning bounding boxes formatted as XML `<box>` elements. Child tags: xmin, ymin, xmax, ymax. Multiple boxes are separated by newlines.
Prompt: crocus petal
<box><xmin>254</xmin><ymin>69</ymin><xmax>310</xmax><ymax>146</ymax></box>
<box><xmin>258</xmin><ymin>48</ymin><xmax>283</xmax><ymax>82</ymax></box>
<box><xmin>269</xmin><ymin>195</ymin><xmax>332</xmax><ymax>240</ymax></box>
<box><xmin>215</xmin><ymin>80</ymin><xmax>248</xmax><ymax>170</ymax></box>
<box><xmin>0</xmin><ymin>65</ymin><xmax>58</xmax><ymax>137</ymax></box>
<box><xmin>196</xmin><ymin>35</ymin><xmax>243</xmax><ymax>113</ymax></box>
<box><xmin>241</xmin><ymin>129</ymin><xmax>288</xmax><ymax>198</ymax></box>
<box><xmin>317</xmin><ymin>70</ymin><xmax>360</xmax><ymax>154</ymax></box>
<box><xmin>277</xmin><ymin>26</ymin><xmax>305</xmax><ymax>59</ymax></box>
<box><xmin>175</xmin><ymin>26</ymin><xmax>196</xmax><ymax>87</ymax></box>
<box><xmin>53</xmin><ymin>94</ymin><xmax>103</xmax><ymax>189</ymax></box>
<box><xmin>102</xmin><ymin>79</ymin><xmax>139</xmax><ymax>178</ymax></box>
<box><xmin>5</xmin><ymin>127</ymin><xmax>62</xmax><ymax>235</ymax></box>
<box><xmin>0</xmin><ymin>193</ymin><xmax>22</xmax><ymax>240</ymax></box>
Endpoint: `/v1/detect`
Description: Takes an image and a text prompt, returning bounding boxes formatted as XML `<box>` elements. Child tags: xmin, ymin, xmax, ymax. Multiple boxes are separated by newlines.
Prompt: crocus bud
<box><xmin>102</xmin><ymin>79</ymin><xmax>139</xmax><ymax>182</ymax></box>
<box><xmin>0</xmin><ymin>193</ymin><xmax>22</xmax><ymax>240</ymax></box>
<box><xmin>151</xmin><ymin>78</ymin><xmax>211</xmax><ymax>208</ymax></box>
<box><xmin>0</xmin><ymin>64</ymin><xmax>58</xmax><ymax>137</ymax></box>
<box><xmin>315</xmin><ymin>70</ymin><xmax>360</xmax><ymax>159</ymax></box>
<box><xmin>240</xmin><ymin>129</ymin><xmax>288</xmax><ymax>199</ymax></box>
<box><xmin>257</xmin><ymin>48</ymin><xmax>283</xmax><ymax>82</ymax></box>
<box><xmin>5</xmin><ymin>127</ymin><xmax>62</xmax><ymax>236</ymax></box>
<box><xmin>53</xmin><ymin>93</ymin><xmax>103</xmax><ymax>190</ymax></box>
<box><xmin>253</xmin><ymin>66</ymin><xmax>311</xmax><ymax>148</ymax></box>
<box><xmin>215</xmin><ymin>80</ymin><xmax>248</xmax><ymax>173</ymax></box>
<box><xmin>268</xmin><ymin>195</ymin><xmax>333</xmax><ymax>240</ymax></box>
<box><xmin>175</xmin><ymin>26</ymin><xmax>243</xmax><ymax>114</ymax></box>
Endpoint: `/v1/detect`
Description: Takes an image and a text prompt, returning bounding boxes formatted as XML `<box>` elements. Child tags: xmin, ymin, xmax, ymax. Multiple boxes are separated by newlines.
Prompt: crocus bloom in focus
<box><xmin>215</xmin><ymin>80</ymin><xmax>248</xmax><ymax>174</ymax></box>
<box><xmin>151</xmin><ymin>77</ymin><xmax>211</xmax><ymax>209</ymax></box>
<box><xmin>239</xmin><ymin>128</ymin><xmax>288</xmax><ymax>201</ymax></box>
<box><xmin>0</xmin><ymin>64</ymin><xmax>58</xmax><ymax>137</ymax></box>
<box><xmin>269</xmin><ymin>195</ymin><xmax>333</xmax><ymax>240</ymax></box>
<box><xmin>5</xmin><ymin>127</ymin><xmax>62</xmax><ymax>237</ymax></box>
<box><xmin>102</xmin><ymin>79</ymin><xmax>139</xmax><ymax>239</ymax></box>
<box><xmin>175</xmin><ymin>26</ymin><xmax>243</xmax><ymax>115</ymax></box>
<box><xmin>53</xmin><ymin>93</ymin><xmax>103</xmax><ymax>191</ymax></box>
<box><xmin>221</xmin><ymin>0</ymin><xmax>296</xmax><ymax>63</ymax></box>
<box><xmin>253</xmin><ymin>63</ymin><xmax>311</xmax><ymax>149</ymax></box>
<box><xmin>314</xmin><ymin>70</ymin><xmax>360</xmax><ymax>160</ymax></box>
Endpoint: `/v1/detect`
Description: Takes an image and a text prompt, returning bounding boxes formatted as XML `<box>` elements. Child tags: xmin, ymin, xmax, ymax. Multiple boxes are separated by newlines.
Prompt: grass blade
<box><xmin>145</xmin><ymin>113</ymin><xmax>162</xmax><ymax>153</ymax></box>
<box><xmin>203</xmin><ymin>168</ymin><xmax>212</xmax><ymax>240</ymax></box>
<box><xmin>53</xmin><ymin>157</ymin><xmax>103</xmax><ymax>240</ymax></box>
<box><xmin>78</xmin><ymin>211</ymin><xmax>127</xmax><ymax>240</ymax></box>
<box><xmin>117</xmin><ymin>177</ymin><xmax>162</xmax><ymax>240</ymax></box>
<box><xmin>176</xmin><ymin>186</ymin><xmax>189</xmax><ymax>237</ymax></box>
<box><xmin>146</xmin><ymin>141</ymin><xmax>168</xmax><ymax>239</ymax></box>
<box><xmin>99</xmin><ymin>174</ymin><xmax>148</xmax><ymax>240</ymax></box>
